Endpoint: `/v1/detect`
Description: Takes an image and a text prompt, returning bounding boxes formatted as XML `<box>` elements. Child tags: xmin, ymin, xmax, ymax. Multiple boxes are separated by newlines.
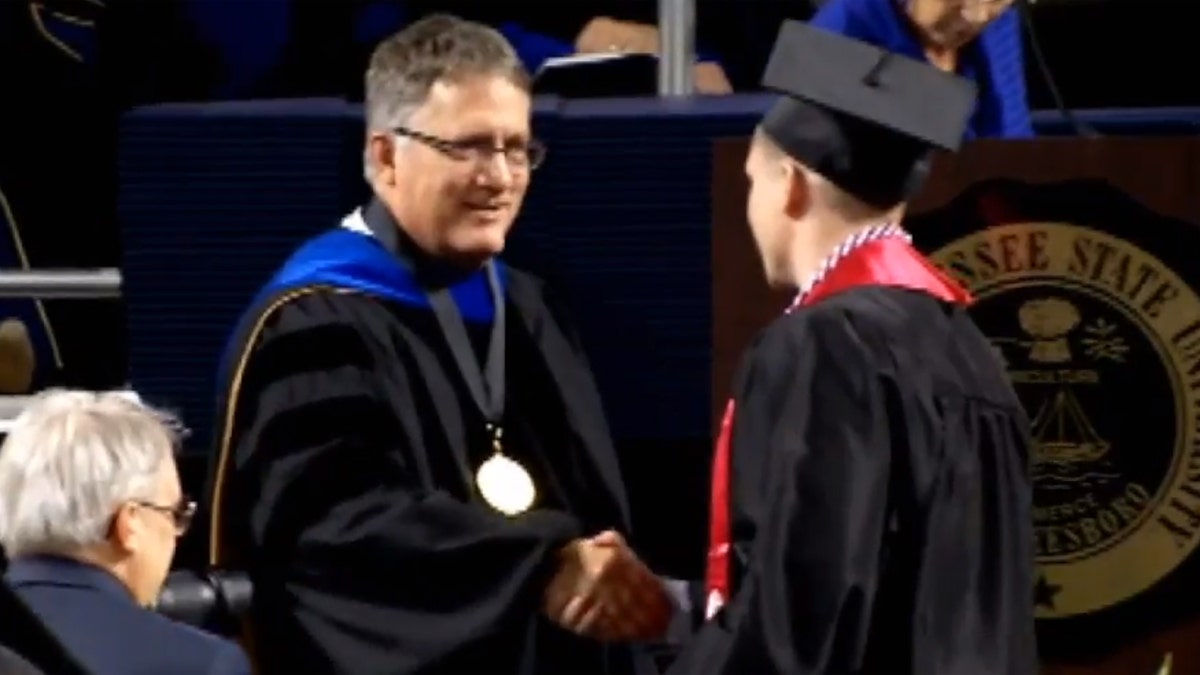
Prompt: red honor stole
<box><xmin>703</xmin><ymin>237</ymin><xmax>972</xmax><ymax>619</ymax></box>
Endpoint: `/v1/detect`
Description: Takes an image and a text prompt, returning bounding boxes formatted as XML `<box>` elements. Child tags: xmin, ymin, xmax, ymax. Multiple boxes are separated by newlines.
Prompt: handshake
<box><xmin>542</xmin><ymin>530</ymin><xmax>673</xmax><ymax>642</ymax></box>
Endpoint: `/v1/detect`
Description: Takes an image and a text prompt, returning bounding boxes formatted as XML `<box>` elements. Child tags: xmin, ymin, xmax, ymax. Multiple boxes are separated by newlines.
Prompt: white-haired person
<box><xmin>0</xmin><ymin>390</ymin><xmax>251</xmax><ymax>675</ymax></box>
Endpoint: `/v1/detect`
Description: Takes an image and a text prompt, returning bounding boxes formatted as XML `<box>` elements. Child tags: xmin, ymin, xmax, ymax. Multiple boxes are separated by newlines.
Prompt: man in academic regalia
<box><xmin>206</xmin><ymin>14</ymin><xmax>671</xmax><ymax>675</ymax></box>
<box><xmin>668</xmin><ymin>21</ymin><xmax>1037</xmax><ymax>675</ymax></box>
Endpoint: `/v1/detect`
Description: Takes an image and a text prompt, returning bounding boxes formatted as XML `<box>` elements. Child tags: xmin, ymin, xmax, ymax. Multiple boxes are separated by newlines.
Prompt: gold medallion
<box><xmin>475</xmin><ymin>426</ymin><xmax>536</xmax><ymax>516</ymax></box>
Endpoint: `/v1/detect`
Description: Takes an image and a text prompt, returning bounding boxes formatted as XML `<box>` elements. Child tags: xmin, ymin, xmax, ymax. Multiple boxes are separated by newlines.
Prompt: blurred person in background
<box><xmin>350</xmin><ymin>1</ymin><xmax>744</xmax><ymax>95</ymax></box>
<box><xmin>175</xmin><ymin>0</ymin><xmax>741</xmax><ymax>97</ymax></box>
<box><xmin>0</xmin><ymin>0</ymin><xmax>129</xmax><ymax>396</ymax></box>
<box><xmin>0</xmin><ymin>390</ymin><xmax>250</xmax><ymax>675</ymax></box>
<box><xmin>457</xmin><ymin>2</ymin><xmax>737</xmax><ymax>94</ymax></box>
<box><xmin>810</xmin><ymin>0</ymin><xmax>1032</xmax><ymax>138</ymax></box>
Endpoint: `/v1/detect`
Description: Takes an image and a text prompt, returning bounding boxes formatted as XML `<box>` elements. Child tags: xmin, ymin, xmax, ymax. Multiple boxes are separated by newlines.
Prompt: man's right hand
<box><xmin>542</xmin><ymin>530</ymin><xmax>672</xmax><ymax>642</ymax></box>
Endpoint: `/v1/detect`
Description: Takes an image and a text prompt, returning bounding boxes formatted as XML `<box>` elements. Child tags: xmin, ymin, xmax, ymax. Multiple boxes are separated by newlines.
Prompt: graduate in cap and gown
<box><xmin>669</xmin><ymin>20</ymin><xmax>1037</xmax><ymax>675</ymax></box>
<box><xmin>206</xmin><ymin>15</ymin><xmax>671</xmax><ymax>675</ymax></box>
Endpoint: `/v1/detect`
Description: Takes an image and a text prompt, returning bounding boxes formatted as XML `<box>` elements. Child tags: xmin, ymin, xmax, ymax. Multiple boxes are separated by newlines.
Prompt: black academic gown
<box><xmin>208</xmin><ymin>205</ymin><xmax>645</xmax><ymax>675</ymax></box>
<box><xmin>670</xmin><ymin>286</ymin><xmax>1037</xmax><ymax>675</ymax></box>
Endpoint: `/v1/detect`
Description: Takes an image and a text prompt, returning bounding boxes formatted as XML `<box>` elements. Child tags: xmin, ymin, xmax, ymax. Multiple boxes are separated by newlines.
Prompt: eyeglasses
<box><xmin>135</xmin><ymin>497</ymin><xmax>196</xmax><ymax>536</ymax></box>
<box><xmin>393</xmin><ymin>126</ymin><xmax>546</xmax><ymax>170</ymax></box>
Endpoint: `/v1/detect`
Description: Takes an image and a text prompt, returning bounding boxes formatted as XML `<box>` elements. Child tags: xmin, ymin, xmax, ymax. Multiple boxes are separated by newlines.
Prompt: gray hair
<box><xmin>362</xmin><ymin>13</ymin><xmax>530</xmax><ymax>178</ymax></box>
<box><xmin>0</xmin><ymin>389</ymin><xmax>182</xmax><ymax>557</ymax></box>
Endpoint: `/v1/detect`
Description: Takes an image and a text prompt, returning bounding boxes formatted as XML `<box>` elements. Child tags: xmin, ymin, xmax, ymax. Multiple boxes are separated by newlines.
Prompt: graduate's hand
<box><xmin>543</xmin><ymin>530</ymin><xmax>672</xmax><ymax>642</ymax></box>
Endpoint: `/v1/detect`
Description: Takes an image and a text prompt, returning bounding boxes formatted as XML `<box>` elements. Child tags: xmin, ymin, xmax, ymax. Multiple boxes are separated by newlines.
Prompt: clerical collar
<box><xmin>346</xmin><ymin>199</ymin><xmax>483</xmax><ymax>287</ymax></box>
<box><xmin>789</xmin><ymin>222</ymin><xmax>911</xmax><ymax>311</ymax></box>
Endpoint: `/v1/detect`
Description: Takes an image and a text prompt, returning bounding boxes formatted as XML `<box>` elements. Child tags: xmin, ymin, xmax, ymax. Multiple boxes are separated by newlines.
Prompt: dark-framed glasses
<box><xmin>393</xmin><ymin>126</ymin><xmax>546</xmax><ymax>170</ymax></box>
<box><xmin>135</xmin><ymin>497</ymin><xmax>197</xmax><ymax>536</ymax></box>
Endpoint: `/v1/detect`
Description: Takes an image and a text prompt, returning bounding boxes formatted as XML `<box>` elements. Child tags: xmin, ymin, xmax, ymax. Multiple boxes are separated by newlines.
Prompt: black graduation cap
<box><xmin>759</xmin><ymin>20</ymin><xmax>978</xmax><ymax>208</ymax></box>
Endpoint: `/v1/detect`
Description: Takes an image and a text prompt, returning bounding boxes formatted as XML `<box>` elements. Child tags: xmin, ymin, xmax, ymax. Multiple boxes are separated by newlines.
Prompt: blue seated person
<box><xmin>811</xmin><ymin>0</ymin><xmax>1033</xmax><ymax>139</ymax></box>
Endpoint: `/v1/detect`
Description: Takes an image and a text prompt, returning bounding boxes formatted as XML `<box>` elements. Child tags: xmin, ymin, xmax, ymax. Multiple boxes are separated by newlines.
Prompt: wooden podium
<box><xmin>711</xmin><ymin>137</ymin><xmax>1200</xmax><ymax>674</ymax></box>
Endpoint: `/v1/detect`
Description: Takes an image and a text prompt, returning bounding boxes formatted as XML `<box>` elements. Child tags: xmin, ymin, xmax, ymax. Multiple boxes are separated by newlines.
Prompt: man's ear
<box><xmin>109</xmin><ymin>504</ymin><xmax>139</xmax><ymax>555</ymax></box>
<box><xmin>783</xmin><ymin>163</ymin><xmax>811</xmax><ymax>220</ymax></box>
<box><xmin>366</xmin><ymin>133</ymin><xmax>398</xmax><ymax>186</ymax></box>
